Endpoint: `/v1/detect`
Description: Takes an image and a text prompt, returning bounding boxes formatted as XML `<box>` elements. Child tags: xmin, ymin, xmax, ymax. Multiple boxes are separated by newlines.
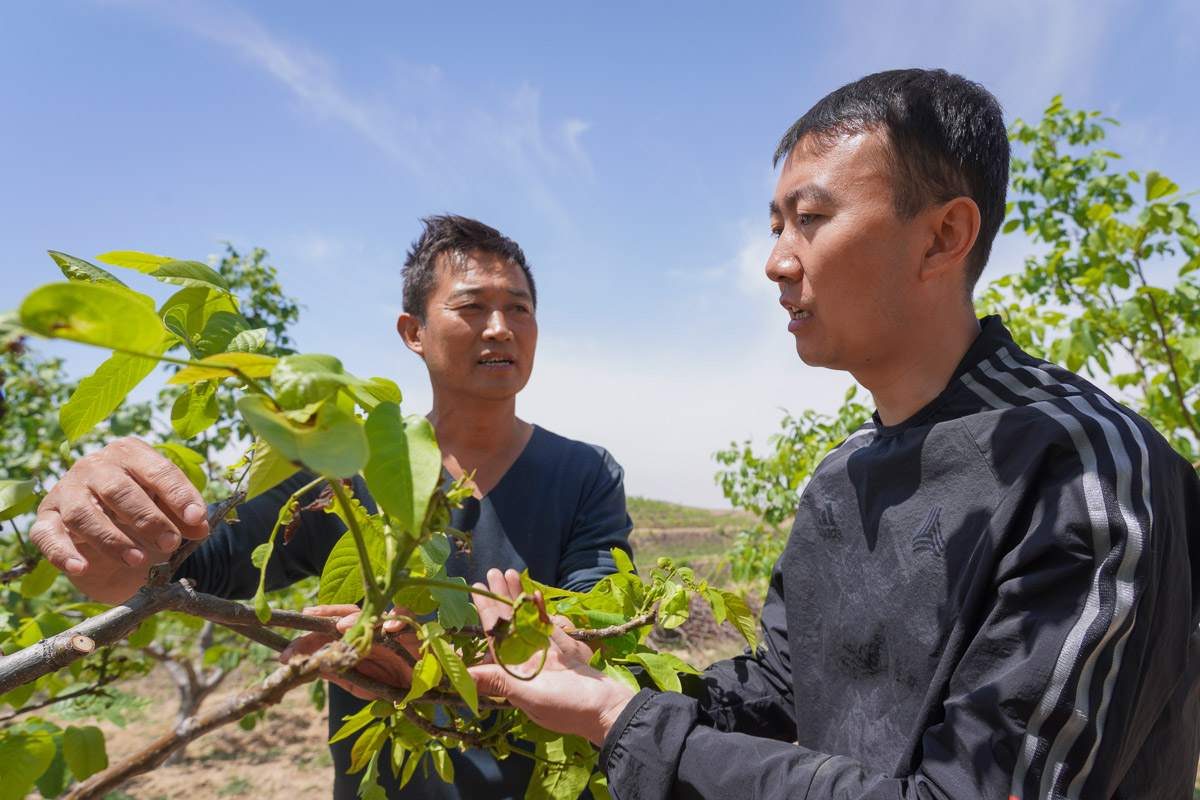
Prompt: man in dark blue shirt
<box><xmin>31</xmin><ymin>215</ymin><xmax>634</xmax><ymax>799</ymax></box>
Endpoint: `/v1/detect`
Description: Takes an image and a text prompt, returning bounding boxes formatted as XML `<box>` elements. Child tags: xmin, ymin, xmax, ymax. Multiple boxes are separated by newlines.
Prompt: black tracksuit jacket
<box><xmin>599</xmin><ymin>317</ymin><xmax>1200</xmax><ymax>800</ymax></box>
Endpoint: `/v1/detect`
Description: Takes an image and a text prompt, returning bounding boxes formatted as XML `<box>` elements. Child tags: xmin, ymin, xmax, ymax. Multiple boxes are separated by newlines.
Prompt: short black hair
<box><xmin>774</xmin><ymin>68</ymin><xmax>1009</xmax><ymax>292</ymax></box>
<box><xmin>401</xmin><ymin>215</ymin><xmax>536</xmax><ymax>320</ymax></box>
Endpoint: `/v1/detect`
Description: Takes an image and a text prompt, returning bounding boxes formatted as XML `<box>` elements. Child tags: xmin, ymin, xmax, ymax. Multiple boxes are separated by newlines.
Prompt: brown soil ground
<box><xmin>37</xmin><ymin>665</ymin><xmax>333</xmax><ymax>800</ymax></box>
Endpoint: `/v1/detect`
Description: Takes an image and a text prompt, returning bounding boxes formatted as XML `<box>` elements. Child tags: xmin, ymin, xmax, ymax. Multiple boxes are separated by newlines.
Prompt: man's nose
<box><xmin>483</xmin><ymin>310</ymin><xmax>513</xmax><ymax>340</ymax></box>
<box><xmin>766</xmin><ymin>241</ymin><xmax>800</xmax><ymax>284</ymax></box>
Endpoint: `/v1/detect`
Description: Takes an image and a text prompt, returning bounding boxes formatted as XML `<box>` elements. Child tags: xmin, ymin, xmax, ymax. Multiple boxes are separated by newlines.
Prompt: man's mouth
<box><xmin>478</xmin><ymin>356</ymin><xmax>514</xmax><ymax>366</ymax></box>
<box><xmin>786</xmin><ymin>305</ymin><xmax>812</xmax><ymax>321</ymax></box>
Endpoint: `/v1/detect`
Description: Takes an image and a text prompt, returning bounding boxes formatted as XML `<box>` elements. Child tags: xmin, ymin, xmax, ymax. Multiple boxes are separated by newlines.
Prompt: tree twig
<box><xmin>62</xmin><ymin>641</ymin><xmax>361</xmax><ymax>800</ymax></box>
<box><xmin>0</xmin><ymin>556</ymin><xmax>39</xmax><ymax>583</ymax></box>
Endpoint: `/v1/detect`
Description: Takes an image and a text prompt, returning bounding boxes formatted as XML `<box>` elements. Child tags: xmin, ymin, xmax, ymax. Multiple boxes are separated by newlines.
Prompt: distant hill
<box><xmin>626</xmin><ymin>496</ymin><xmax>759</xmax><ymax>530</ymax></box>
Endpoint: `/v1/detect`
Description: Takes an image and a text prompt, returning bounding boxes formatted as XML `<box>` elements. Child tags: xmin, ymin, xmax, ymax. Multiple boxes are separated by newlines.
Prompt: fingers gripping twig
<box><xmin>63</xmin><ymin>641</ymin><xmax>360</xmax><ymax>800</ymax></box>
<box><xmin>146</xmin><ymin>491</ymin><xmax>246</xmax><ymax>588</ymax></box>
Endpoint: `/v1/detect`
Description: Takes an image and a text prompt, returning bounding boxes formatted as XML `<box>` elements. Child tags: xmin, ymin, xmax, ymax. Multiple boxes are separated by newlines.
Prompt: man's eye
<box><xmin>770</xmin><ymin>228</ymin><xmax>782</xmax><ymax>240</ymax></box>
<box><xmin>796</xmin><ymin>213</ymin><xmax>817</xmax><ymax>226</ymax></box>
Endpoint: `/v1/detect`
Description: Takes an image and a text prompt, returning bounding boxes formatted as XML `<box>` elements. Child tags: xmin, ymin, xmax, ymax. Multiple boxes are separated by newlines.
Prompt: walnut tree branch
<box><xmin>62</xmin><ymin>641</ymin><xmax>360</xmax><ymax>800</ymax></box>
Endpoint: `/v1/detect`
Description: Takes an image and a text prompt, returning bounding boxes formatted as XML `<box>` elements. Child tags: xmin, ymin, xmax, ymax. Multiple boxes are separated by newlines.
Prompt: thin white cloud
<box><xmin>104</xmin><ymin>0</ymin><xmax>594</xmax><ymax>207</ymax></box>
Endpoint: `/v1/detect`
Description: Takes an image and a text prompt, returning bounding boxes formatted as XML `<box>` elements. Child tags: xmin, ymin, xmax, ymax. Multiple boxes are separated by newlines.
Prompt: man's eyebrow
<box><xmin>446</xmin><ymin>286</ymin><xmax>532</xmax><ymax>301</ymax></box>
<box><xmin>770</xmin><ymin>184</ymin><xmax>836</xmax><ymax>216</ymax></box>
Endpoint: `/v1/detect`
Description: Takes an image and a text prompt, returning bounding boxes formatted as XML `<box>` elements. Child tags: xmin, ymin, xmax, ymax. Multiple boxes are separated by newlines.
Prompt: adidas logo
<box><xmin>912</xmin><ymin>506</ymin><xmax>946</xmax><ymax>557</ymax></box>
<box><xmin>818</xmin><ymin>502</ymin><xmax>840</xmax><ymax>540</ymax></box>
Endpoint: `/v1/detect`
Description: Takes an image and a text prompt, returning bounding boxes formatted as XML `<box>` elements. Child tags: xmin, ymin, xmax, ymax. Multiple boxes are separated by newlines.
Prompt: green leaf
<box><xmin>153</xmin><ymin>443</ymin><xmax>207</xmax><ymax>492</ymax></box>
<box><xmin>431</xmin><ymin>747</ymin><xmax>454</xmax><ymax>783</ymax></box>
<box><xmin>194</xmin><ymin>311</ymin><xmax>254</xmax><ymax>358</ymax></box>
<box><xmin>712</xmin><ymin>589</ymin><xmax>758</xmax><ymax>650</ymax></box>
<box><xmin>49</xmin><ymin>251</ymin><xmax>127</xmax><ymax>287</ymax></box>
<box><xmin>251</xmin><ymin>542</ymin><xmax>274</xmax><ymax>570</ymax></box>
<box><xmin>19</xmin><ymin>558</ymin><xmax>59</xmax><ymax>599</ymax></box>
<box><xmin>704</xmin><ymin>587</ymin><xmax>727</xmax><ymax>626</ymax></box>
<box><xmin>0</xmin><ymin>730</ymin><xmax>56</xmax><ymax>800</ymax></box>
<box><xmin>430</xmin><ymin>637</ymin><xmax>478</xmax><ymax>716</ymax></box>
<box><xmin>228</xmin><ymin>327</ymin><xmax>268</xmax><ymax>353</ymax></box>
<box><xmin>237</xmin><ymin>395</ymin><xmax>368</xmax><ymax>478</ymax></box>
<box><xmin>495</xmin><ymin>598</ymin><xmax>553</xmax><ymax>667</ymax></box>
<box><xmin>1145</xmin><ymin>171</ymin><xmax>1179</xmax><ymax>201</ymax></box>
<box><xmin>364</xmin><ymin>403</ymin><xmax>442</xmax><ymax>536</ymax></box>
<box><xmin>1002</xmin><ymin>218</ymin><xmax>1020</xmax><ymax>234</ymax></box>
<box><xmin>244</xmin><ymin>437</ymin><xmax>300</xmax><ymax>501</ymax></box>
<box><xmin>599</xmin><ymin>661</ymin><xmax>639</xmax><ymax>693</ymax></box>
<box><xmin>0</xmin><ymin>479</ymin><xmax>38</xmax><ymax>522</ymax></box>
<box><xmin>1086</xmin><ymin>203</ymin><xmax>1114</xmax><ymax>221</ymax></box>
<box><xmin>20</xmin><ymin>282</ymin><xmax>165</xmax><ymax>354</ymax></box>
<box><xmin>625</xmin><ymin>652</ymin><xmax>681</xmax><ymax>693</ymax></box>
<box><xmin>272</xmin><ymin>353</ymin><xmax>371</xmax><ymax>410</ymax></box>
<box><xmin>430</xmin><ymin>574</ymin><xmax>477</xmax><ymax>630</ymax></box>
<box><xmin>126</xmin><ymin>614</ymin><xmax>158</xmax><ymax>649</ymax></box>
<box><xmin>589</xmin><ymin>771</ymin><xmax>613</xmax><ymax>800</ymax></box>
<box><xmin>330</xmin><ymin>700</ymin><xmax>393</xmax><ymax>744</ymax></box>
<box><xmin>365</xmin><ymin>378</ymin><xmax>403</xmax><ymax>404</ymax></box>
<box><xmin>526</xmin><ymin>738</ymin><xmax>591</xmax><ymax>800</ymax></box>
<box><xmin>62</xmin><ymin>725</ymin><xmax>107</xmax><ymax>780</ymax></box>
<box><xmin>171</xmin><ymin>380</ymin><xmax>221</xmax><ymax>439</ymax></box>
<box><xmin>253</xmin><ymin>588</ymin><xmax>272</xmax><ymax>623</ymax></box>
<box><xmin>348</xmin><ymin>721</ymin><xmax>388</xmax><ymax>774</ymax></box>
<box><xmin>657</xmin><ymin>582</ymin><xmax>690</xmax><ymax>629</ymax></box>
<box><xmin>359</xmin><ymin>751</ymin><xmax>387</xmax><ymax>800</ymax></box>
<box><xmin>149</xmin><ymin>260</ymin><xmax>231</xmax><ymax>293</ymax></box>
<box><xmin>33</xmin><ymin>740</ymin><xmax>68</xmax><ymax>798</ymax></box>
<box><xmin>611</xmin><ymin>547</ymin><xmax>635</xmax><ymax>575</ymax></box>
<box><xmin>95</xmin><ymin>250</ymin><xmax>174</xmax><ymax>273</ymax></box>
<box><xmin>403</xmin><ymin>654</ymin><xmax>442</xmax><ymax>707</ymax></box>
<box><xmin>60</xmin><ymin>340</ymin><xmax>169</xmax><ymax>440</ymax></box>
<box><xmin>167</xmin><ymin>352</ymin><xmax>278</xmax><ymax>384</ymax></box>
<box><xmin>318</xmin><ymin>522</ymin><xmax>386</xmax><ymax>605</ymax></box>
<box><xmin>317</xmin><ymin>531</ymin><xmax>362</xmax><ymax>604</ymax></box>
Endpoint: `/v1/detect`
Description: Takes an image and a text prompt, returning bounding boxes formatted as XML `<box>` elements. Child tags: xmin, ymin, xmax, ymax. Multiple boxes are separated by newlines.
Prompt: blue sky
<box><xmin>3</xmin><ymin>0</ymin><xmax>1198</xmax><ymax>507</ymax></box>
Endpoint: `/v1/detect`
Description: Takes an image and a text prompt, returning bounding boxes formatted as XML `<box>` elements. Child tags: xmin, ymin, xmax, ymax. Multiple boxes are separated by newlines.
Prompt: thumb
<box><xmin>468</xmin><ymin>664</ymin><xmax>511</xmax><ymax>700</ymax></box>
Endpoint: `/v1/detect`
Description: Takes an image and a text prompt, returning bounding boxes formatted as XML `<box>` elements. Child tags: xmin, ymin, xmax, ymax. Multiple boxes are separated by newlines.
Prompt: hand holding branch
<box><xmin>468</xmin><ymin>568</ymin><xmax>635</xmax><ymax>747</ymax></box>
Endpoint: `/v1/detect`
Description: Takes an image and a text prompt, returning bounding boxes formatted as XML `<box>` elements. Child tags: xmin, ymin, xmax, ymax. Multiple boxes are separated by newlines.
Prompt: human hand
<box><xmin>281</xmin><ymin>604</ymin><xmax>417</xmax><ymax>700</ymax></box>
<box><xmin>469</xmin><ymin>568</ymin><xmax>635</xmax><ymax>747</ymax></box>
<box><xmin>29</xmin><ymin>437</ymin><xmax>209</xmax><ymax>603</ymax></box>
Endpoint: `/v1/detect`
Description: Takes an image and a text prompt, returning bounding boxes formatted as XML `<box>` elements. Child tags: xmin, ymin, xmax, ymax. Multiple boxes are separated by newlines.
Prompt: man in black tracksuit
<box><xmin>469</xmin><ymin>70</ymin><xmax>1200</xmax><ymax>799</ymax></box>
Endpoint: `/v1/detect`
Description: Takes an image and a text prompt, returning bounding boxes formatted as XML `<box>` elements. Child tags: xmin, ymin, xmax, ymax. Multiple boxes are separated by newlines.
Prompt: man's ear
<box><xmin>397</xmin><ymin>313</ymin><xmax>425</xmax><ymax>357</ymax></box>
<box><xmin>919</xmin><ymin>196</ymin><xmax>981</xmax><ymax>283</ymax></box>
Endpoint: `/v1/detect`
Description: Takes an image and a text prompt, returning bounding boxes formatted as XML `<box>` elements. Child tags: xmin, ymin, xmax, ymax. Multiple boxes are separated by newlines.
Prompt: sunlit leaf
<box><xmin>171</xmin><ymin>380</ymin><xmax>221</xmax><ymax>439</ymax></box>
<box><xmin>167</xmin><ymin>352</ymin><xmax>278</xmax><ymax>384</ymax></box>
<box><xmin>244</xmin><ymin>437</ymin><xmax>300</xmax><ymax>501</ymax></box>
<box><xmin>657</xmin><ymin>582</ymin><xmax>689</xmax><ymax>629</ymax></box>
<box><xmin>153</xmin><ymin>443</ymin><xmax>207</xmax><ymax>492</ymax></box>
<box><xmin>149</xmin><ymin>260</ymin><xmax>231</xmax><ymax>293</ymax></box>
<box><xmin>364</xmin><ymin>403</ymin><xmax>442</xmax><ymax>536</ymax></box>
<box><xmin>625</xmin><ymin>652</ymin><xmax>681</xmax><ymax>693</ymax></box>
<box><xmin>271</xmin><ymin>353</ymin><xmax>372</xmax><ymax>410</ymax></box>
<box><xmin>430</xmin><ymin>637</ymin><xmax>478</xmax><ymax>716</ymax></box>
<box><xmin>403</xmin><ymin>654</ymin><xmax>442</xmax><ymax>707</ymax></box>
<box><xmin>20</xmin><ymin>282</ymin><xmax>164</xmax><ymax>354</ymax></box>
<box><xmin>60</xmin><ymin>338</ymin><xmax>171</xmax><ymax>440</ymax></box>
<box><xmin>49</xmin><ymin>251</ymin><xmax>127</xmax><ymax>287</ymax></box>
<box><xmin>317</xmin><ymin>524</ymin><xmax>386</xmax><ymax>606</ymax></box>
<box><xmin>0</xmin><ymin>480</ymin><xmax>38</xmax><ymax>522</ymax></box>
<box><xmin>95</xmin><ymin>250</ymin><xmax>174</xmax><ymax>274</ymax></box>
<box><xmin>494</xmin><ymin>598</ymin><xmax>553</xmax><ymax>667</ymax></box>
<box><xmin>227</xmin><ymin>327</ymin><xmax>267</xmax><ymax>353</ymax></box>
<box><xmin>349</xmin><ymin>721</ymin><xmax>388</xmax><ymax>774</ymax></box>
